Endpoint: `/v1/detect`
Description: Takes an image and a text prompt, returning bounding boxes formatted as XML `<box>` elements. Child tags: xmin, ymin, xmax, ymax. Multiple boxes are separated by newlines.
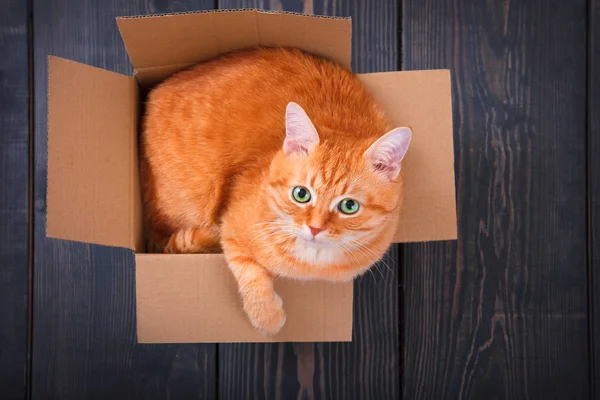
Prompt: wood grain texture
<box><xmin>402</xmin><ymin>1</ymin><xmax>589</xmax><ymax>399</ymax></box>
<box><xmin>219</xmin><ymin>3</ymin><xmax>399</xmax><ymax>398</ymax></box>
<box><xmin>591</xmin><ymin>0</ymin><xmax>600</xmax><ymax>396</ymax></box>
<box><xmin>32</xmin><ymin>1</ymin><xmax>217</xmax><ymax>399</ymax></box>
<box><xmin>0</xmin><ymin>0</ymin><xmax>29</xmax><ymax>399</ymax></box>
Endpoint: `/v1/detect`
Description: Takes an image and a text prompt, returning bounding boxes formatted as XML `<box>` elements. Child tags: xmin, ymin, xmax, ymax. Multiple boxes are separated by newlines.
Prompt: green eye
<box><xmin>292</xmin><ymin>186</ymin><xmax>311</xmax><ymax>203</ymax></box>
<box><xmin>339</xmin><ymin>198</ymin><xmax>360</xmax><ymax>215</ymax></box>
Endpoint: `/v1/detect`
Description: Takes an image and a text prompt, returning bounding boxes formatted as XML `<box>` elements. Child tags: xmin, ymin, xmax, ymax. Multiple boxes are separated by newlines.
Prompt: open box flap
<box><xmin>135</xmin><ymin>254</ymin><xmax>354</xmax><ymax>343</ymax></box>
<box><xmin>116</xmin><ymin>10</ymin><xmax>352</xmax><ymax>87</ymax></box>
<box><xmin>358</xmin><ymin>70</ymin><xmax>457</xmax><ymax>242</ymax></box>
<box><xmin>46</xmin><ymin>56</ymin><xmax>140</xmax><ymax>249</ymax></box>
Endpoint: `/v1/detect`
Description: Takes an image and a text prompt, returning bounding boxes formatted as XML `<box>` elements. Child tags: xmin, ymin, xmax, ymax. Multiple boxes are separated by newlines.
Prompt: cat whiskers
<box><xmin>350</xmin><ymin>239</ymin><xmax>395</xmax><ymax>279</ymax></box>
<box><xmin>335</xmin><ymin>237</ymin><xmax>384</xmax><ymax>281</ymax></box>
<box><xmin>337</xmin><ymin>241</ymin><xmax>379</xmax><ymax>287</ymax></box>
<box><xmin>342</xmin><ymin>237</ymin><xmax>395</xmax><ymax>282</ymax></box>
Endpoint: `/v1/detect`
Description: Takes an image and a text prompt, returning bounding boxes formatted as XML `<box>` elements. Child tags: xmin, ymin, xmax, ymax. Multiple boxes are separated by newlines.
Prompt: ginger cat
<box><xmin>141</xmin><ymin>47</ymin><xmax>411</xmax><ymax>335</ymax></box>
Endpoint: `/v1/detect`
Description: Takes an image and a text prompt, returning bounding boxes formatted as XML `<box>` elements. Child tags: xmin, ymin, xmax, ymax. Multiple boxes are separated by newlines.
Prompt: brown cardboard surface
<box><xmin>47</xmin><ymin>56</ymin><xmax>139</xmax><ymax>249</ymax></box>
<box><xmin>359</xmin><ymin>71</ymin><xmax>457</xmax><ymax>243</ymax></box>
<box><xmin>116</xmin><ymin>10</ymin><xmax>351</xmax><ymax>87</ymax></box>
<box><xmin>135</xmin><ymin>254</ymin><xmax>354</xmax><ymax>343</ymax></box>
<box><xmin>46</xmin><ymin>10</ymin><xmax>457</xmax><ymax>344</ymax></box>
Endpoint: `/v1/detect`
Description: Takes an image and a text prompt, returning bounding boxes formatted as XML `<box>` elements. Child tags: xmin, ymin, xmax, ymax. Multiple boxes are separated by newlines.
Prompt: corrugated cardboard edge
<box><xmin>116</xmin><ymin>8</ymin><xmax>351</xmax><ymax>21</ymax></box>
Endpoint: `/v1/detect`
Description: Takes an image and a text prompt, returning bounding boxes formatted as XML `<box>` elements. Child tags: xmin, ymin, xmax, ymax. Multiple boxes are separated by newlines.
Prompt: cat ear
<box><xmin>364</xmin><ymin>127</ymin><xmax>412</xmax><ymax>181</ymax></box>
<box><xmin>284</xmin><ymin>102</ymin><xmax>320</xmax><ymax>156</ymax></box>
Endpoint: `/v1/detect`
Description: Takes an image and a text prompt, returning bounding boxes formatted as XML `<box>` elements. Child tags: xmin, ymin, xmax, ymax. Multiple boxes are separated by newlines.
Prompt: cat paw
<box><xmin>244</xmin><ymin>292</ymin><xmax>287</xmax><ymax>336</ymax></box>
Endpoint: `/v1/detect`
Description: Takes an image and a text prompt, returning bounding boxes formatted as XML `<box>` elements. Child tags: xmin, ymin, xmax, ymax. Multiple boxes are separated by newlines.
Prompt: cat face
<box><xmin>264</xmin><ymin>102</ymin><xmax>411</xmax><ymax>267</ymax></box>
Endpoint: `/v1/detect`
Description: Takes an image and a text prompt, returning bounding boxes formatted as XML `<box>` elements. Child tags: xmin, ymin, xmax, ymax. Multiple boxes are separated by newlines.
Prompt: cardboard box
<box><xmin>46</xmin><ymin>10</ymin><xmax>457</xmax><ymax>343</ymax></box>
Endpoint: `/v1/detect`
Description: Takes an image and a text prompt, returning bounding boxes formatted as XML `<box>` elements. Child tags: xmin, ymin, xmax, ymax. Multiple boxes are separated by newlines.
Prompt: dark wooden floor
<box><xmin>0</xmin><ymin>0</ymin><xmax>596</xmax><ymax>399</ymax></box>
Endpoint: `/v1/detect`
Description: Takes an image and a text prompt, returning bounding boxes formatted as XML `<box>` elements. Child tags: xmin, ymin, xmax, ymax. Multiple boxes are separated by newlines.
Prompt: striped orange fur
<box><xmin>141</xmin><ymin>47</ymin><xmax>411</xmax><ymax>335</ymax></box>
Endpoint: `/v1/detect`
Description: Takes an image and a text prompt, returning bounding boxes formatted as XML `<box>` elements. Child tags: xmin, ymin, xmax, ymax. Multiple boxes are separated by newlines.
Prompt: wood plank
<box><xmin>218</xmin><ymin>1</ymin><xmax>400</xmax><ymax>399</ymax></box>
<box><xmin>591</xmin><ymin>0</ymin><xmax>600</xmax><ymax>396</ymax></box>
<box><xmin>31</xmin><ymin>1</ymin><xmax>217</xmax><ymax>399</ymax></box>
<box><xmin>402</xmin><ymin>1</ymin><xmax>589</xmax><ymax>398</ymax></box>
<box><xmin>0</xmin><ymin>0</ymin><xmax>30</xmax><ymax>399</ymax></box>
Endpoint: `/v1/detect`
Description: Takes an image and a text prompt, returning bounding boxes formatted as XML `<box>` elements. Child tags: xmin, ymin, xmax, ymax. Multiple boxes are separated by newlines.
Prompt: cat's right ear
<box><xmin>364</xmin><ymin>127</ymin><xmax>412</xmax><ymax>181</ymax></box>
<box><xmin>284</xmin><ymin>102</ymin><xmax>320</xmax><ymax>156</ymax></box>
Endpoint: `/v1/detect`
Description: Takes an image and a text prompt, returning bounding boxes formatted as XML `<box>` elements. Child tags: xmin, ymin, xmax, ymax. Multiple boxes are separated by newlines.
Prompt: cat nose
<box><xmin>308</xmin><ymin>226</ymin><xmax>324</xmax><ymax>236</ymax></box>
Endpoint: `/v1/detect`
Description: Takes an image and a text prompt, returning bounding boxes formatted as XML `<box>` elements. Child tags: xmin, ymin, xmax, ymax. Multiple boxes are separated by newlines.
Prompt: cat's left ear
<box><xmin>364</xmin><ymin>127</ymin><xmax>412</xmax><ymax>181</ymax></box>
<box><xmin>284</xmin><ymin>102</ymin><xmax>320</xmax><ymax>156</ymax></box>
